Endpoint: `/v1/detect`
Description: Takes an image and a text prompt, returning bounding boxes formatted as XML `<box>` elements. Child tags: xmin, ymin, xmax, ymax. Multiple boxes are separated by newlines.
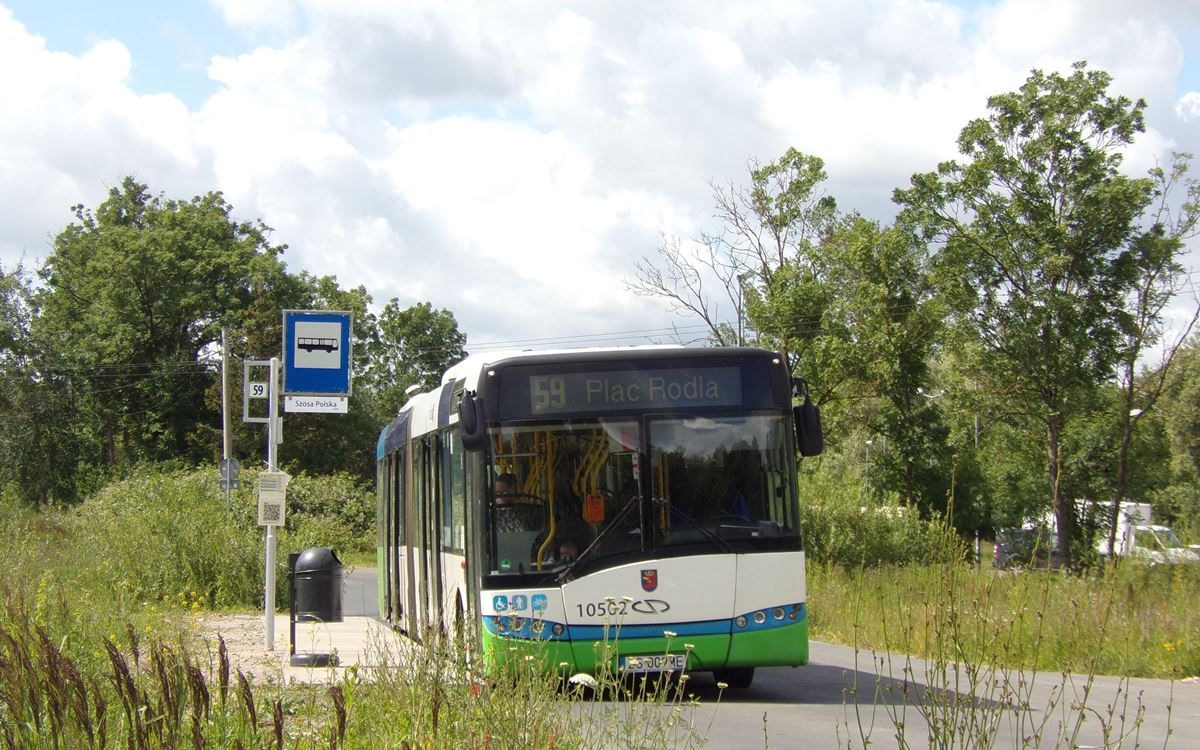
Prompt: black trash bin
<box><xmin>293</xmin><ymin>547</ymin><xmax>344</xmax><ymax>623</ymax></box>
<box><xmin>289</xmin><ymin>547</ymin><xmax>343</xmax><ymax>668</ymax></box>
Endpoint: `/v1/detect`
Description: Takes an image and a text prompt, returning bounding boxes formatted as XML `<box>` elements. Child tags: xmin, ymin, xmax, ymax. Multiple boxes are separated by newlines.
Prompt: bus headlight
<box><xmin>753</xmin><ymin>611</ymin><xmax>767</xmax><ymax>625</ymax></box>
<box><xmin>735</xmin><ymin>615</ymin><xmax>748</xmax><ymax>629</ymax></box>
<box><xmin>773</xmin><ymin>607</ymin><xmax>785</xmax><ymax>620</ymax></box>
<box><xmin>552</xmin><ymin>623</ymin><xmax>565</xmax><ymax>637</ymax></box>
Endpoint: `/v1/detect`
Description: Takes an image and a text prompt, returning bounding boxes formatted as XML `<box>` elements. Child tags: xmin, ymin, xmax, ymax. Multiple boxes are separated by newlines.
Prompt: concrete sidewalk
<box><xmin>274</xmin><ymin>614</ymin><xmax>406</xmax><ymax>683</ymax></box>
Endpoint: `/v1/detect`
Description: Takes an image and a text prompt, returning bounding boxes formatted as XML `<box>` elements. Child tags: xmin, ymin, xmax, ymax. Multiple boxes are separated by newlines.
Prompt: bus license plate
<box><xmin>621</xmin><ymin>654</ymin><xmax>687</xmax><ymax>673</ymax></box>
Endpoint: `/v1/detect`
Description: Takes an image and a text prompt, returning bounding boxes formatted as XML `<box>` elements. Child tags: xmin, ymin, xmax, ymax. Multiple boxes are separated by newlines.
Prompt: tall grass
<box><xmin>0</xmin><ymin>582</ymin><xmax>704</xmax><ymax>749</ymax></box>
<box><xmin>339</xmin><ymin>624</ymin><xmax>710</xmax><ymax>749</ymax></box>
<box><xmin>0</xmin><ymin>470</ymin><xmax>375</xmax><ymax>685</ymax></box>
<box><xmin>1</xmin><ymin>483</ymin><xmax>706</xmax><ymax>749</ymax></box>
<box><xmin>815</xmin><ymin>512</ymin><xmax>1193</xmax><ymax>748</ymax></box>
<box><xmin>812</xmin><ymin>552</ymin><xmax>1200</xmax><ymax>679</ymax></box>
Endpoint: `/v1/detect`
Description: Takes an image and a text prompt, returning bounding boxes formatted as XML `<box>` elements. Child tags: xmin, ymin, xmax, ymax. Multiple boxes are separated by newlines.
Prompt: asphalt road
<box><xmin>340</xmin><ymin>567</ymin><xmax>1197</xmax><ymax>748</ymax></box>
<box><xmin>341</xmin><ymin>565</ymin><xmax>378</xmax><ymax>618</ymax></box>
<box><xmin>653</xmin><ymin>642</ymin><xmax>1198</xmax><ymax>748</ymax></box>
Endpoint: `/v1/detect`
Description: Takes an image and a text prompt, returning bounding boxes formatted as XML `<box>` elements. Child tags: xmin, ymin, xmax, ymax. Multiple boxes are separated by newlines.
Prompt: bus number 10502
<box><xmin>577</xmin><ymin>600</ymin><xmax>628</xmax><ymax>618</ymax></box>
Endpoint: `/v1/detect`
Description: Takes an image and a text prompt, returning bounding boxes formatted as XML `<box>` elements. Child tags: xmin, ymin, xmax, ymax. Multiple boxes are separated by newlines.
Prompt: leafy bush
<box><xmin>65</xmin><ymin>467</ymin><xmax>374</xmax><ymax>610</ymax></box>
<box><xmin>283</xmin><ymin>471</ymin><xmax>375</xmax><ymax>554</ymax></box>
<box><xmin>798</xmin><ymin>462</ymin><xmax>966</xmax><ymax>567</ymax></box>
<box><xmin>802</xmin><ymin>502</ymin><xmax>964</xmax><ymax>567</ymax></box>
<box><xmin>70</xmin><ymin>468</ymin><xmax>265</xmax><ymax>609</ymax></box>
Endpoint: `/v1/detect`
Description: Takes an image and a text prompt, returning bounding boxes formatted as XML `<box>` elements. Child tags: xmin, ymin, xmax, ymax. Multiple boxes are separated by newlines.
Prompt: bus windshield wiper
<box><xmin>665</xmin><ymin>503</ymin><xmax>736</xmax><ymax>554</ymax></box>
<box><xmin>556</xmin><ymin>496</ymin><xmax>641</xmax><ymax>584</ymax></box>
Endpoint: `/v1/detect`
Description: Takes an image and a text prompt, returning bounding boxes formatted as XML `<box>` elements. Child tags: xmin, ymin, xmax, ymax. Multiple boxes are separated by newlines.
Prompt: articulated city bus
<box><xmin>376</xmin><ymin>346</ymin><xmax>822</xmax><ymax>687</ymax></box>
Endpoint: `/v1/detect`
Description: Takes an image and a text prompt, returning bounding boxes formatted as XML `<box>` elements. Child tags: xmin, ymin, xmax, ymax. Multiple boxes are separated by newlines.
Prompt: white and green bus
<box><xmin>376</xmin><ymin>346</ymin><xmax>822</xmax><ymax>687</ymax></box>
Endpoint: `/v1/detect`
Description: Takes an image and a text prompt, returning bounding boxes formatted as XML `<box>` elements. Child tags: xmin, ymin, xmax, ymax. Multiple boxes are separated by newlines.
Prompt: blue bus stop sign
<box><xmin>282</xmin><ymin>310</ymin><xmax>352</xmax><ymax>396</ymax></box>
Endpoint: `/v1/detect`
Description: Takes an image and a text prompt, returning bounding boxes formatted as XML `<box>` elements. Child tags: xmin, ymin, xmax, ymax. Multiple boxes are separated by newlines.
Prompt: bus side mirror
<box><xmin>791</xmin><ymin>377</ymin><xmax>823</xmax><ymax>457</ymax></box>
<box><xmin>459</xmin><ymin>392</ymin><xmax>487</xmax><ymax>452</ymax></box>
<box><xmin>795</xmin><ymin>397</ymin><xmax>823</xmax><ymax>457</ymax></box>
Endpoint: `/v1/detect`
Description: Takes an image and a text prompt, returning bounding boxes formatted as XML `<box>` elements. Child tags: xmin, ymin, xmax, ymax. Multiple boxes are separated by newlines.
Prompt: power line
<box><xmin>465</xmin><ymin>323</ymin><xmax>715</xmax><ymax>351</ymax></box>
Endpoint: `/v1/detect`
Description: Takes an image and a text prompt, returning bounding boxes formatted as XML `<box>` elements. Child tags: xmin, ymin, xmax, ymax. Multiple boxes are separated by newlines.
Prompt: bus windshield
<box><xmin>483</xmin><ymin>412</ymin><xmax>799</xmax><ymax>578</ymax></box>
<box><xmin>485</xmin><ymin>421</ymin><xmax>641</xmax><ymax>576</ymax></box>
<box><xmin>649</xmin><ymin>415</ymin><xmax>799</xmax><ymax>548</ymax></box>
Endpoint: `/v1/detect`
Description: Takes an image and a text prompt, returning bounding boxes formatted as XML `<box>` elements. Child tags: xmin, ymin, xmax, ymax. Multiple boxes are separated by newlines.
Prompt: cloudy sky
<box><xmin>1</xmin><ymin>0</ymin><xmax>1197</xmax><ymax>352</ymax></box>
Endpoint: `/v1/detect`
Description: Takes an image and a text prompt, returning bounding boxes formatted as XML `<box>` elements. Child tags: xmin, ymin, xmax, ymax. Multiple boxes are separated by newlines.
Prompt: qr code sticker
<box><xmin>259</xmin><ymin>500</ymin><xmax>284</xmax><ymax>525</ymax></box>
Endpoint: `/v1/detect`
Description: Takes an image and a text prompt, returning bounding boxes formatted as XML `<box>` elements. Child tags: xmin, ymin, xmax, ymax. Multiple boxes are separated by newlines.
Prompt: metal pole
<box><xmin>737</xmin><ymin>285</ymin><xmax>743</xmax><ymax>347</ymax></box>
<box><xmin>265</xmin><ymin>357</ymin><xmax>280</xmax><ymax>650</ymax></box>
<box><xmin>289</xmin><ymin>552</ymin><xmax>298</xmax><ymax>658</ymax></box>
<box><xmin>221</xmin><ymin>328</ymin><xmax>232</xmax><ymax>512</ymax></box>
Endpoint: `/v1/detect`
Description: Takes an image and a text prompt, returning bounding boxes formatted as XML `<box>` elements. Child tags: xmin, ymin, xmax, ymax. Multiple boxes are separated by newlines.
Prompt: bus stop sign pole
<box><xmin>265</xmin><ymin>357</ymin><xmax>280</xmax><ymax>650</ymax></box>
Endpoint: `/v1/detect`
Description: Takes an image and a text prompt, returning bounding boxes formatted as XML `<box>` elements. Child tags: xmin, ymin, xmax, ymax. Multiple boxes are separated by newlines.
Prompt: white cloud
<box><xmin>209</xmin><ymin>0</ymin><xmax>297</xmax><ymax>30</ymax></box>
<box><xmin>0</xmin><ymin>7</ymin><xmax>207</xmax><ymax>265</ymax></box>
<box><xmin>0</xmin><ymin>0</ymin><xmax>1198</xmax><ymax>346</ymax></box>
<box><xmin>1178</xmin><ymin>92</ymin><xmax>1200</xmax><ymax>122</ymax></box>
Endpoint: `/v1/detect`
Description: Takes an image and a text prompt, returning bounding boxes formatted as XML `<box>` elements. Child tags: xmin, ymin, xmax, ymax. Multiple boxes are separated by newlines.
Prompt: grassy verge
<box><xmin>810</xmin><ymin>560</ymin><xmax>1200</xmax><ymax>679</ymax></box>
<box><xmin>0</xmin><ymin>481</ymin><xmax>708</xmax><ymax>749</ymax></box>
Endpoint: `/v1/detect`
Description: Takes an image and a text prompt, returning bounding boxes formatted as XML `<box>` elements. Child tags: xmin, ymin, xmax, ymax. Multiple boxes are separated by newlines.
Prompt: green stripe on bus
<box><xmin>481</xmin><ymin>630</ymin><xmax>578</xmax><ymax>674</ymax></box>
<box><xmin>481</xmin><ymin>624</ymin><xmax>808</xmax><ymax>675</ymax></box>
<box><xmin>726</xmin><ymin>619</ymin><xmax>808</xmax><ymax>666</ymax></box>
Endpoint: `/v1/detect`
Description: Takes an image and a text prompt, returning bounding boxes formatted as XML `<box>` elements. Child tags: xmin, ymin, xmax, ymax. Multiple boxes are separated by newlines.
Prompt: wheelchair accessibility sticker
<box><xmin>493</xmin><ymin>593</ymin><xmax>545</xmax><ymax>614</ymax></box>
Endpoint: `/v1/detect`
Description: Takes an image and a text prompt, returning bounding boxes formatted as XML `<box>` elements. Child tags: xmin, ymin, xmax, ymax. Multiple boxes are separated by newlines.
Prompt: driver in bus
<box><xmin>493</xmin><ymin>472</ymin><xmax>519</xmax><ymax>505</ymax></box>
<box><xmin>558</xmin><ymin>540</ymin><xmax>579</xmax><ymax>562</ymax></box>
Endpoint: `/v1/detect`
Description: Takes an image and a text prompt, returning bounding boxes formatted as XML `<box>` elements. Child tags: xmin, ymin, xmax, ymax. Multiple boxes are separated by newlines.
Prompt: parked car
<box><xmin>993</xmin><ymin>527</ymin><xmax>1057</xmax><ymax>569</ymax></box>
<box><xmin>1128</xmin><ymin>524</ymin><xmax>1200</xmax><ymax>565</ymax></box>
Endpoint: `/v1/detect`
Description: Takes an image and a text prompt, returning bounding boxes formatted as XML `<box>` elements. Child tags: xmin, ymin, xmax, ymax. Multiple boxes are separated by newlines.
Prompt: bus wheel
<box><xmin>712</xmin><ymin>667</ymin><xmax>755</xmax><ymax>689</ymax></box>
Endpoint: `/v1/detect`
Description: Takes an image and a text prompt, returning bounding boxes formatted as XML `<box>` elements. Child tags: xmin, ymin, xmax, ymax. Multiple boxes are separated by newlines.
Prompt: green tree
<box><xmin>0</xmin><ymin>262</ymin><xmax>28</xmax><ymax>354</ymax></box>
<box><xmin>628</xmin><ymin>150</ymin><xmax>954</xmax><ymax>491</ymax></box>
<box><xmin>1152</xmin><ymin>337</ymin><xmax>1200</xmax><ymax>534</ymax></box>
<box><xmin>730</xmin><ymin>149</ymin><xmax>840</xmax><ymax>371</ymax></box>
<box><xmin>823</xmin><ymin>217</ymin><xmax>951</xmax><ymax>512</ymax></box>
<box><xmin>35</xmin><ymin>177</ymin><xmax>288</xmax><ymax>469</ymax></box>
<box><xmin>1105</xmin><ymin>153</ymin><xmax>1199</xmax><ymax>555</ymax></box>
<box><xmin>364</xmin><ymin>300</ymin><xmax>467</xmax><ymax>418</ymax></box>
<box><xmin>895</xmin><ymin>63</ymin><xmax>1156</xmax><ymax>566</ymax></box>
<box><xmin>0</xmin><ymin>263</ymin><xmax>104</xmax><ymax>504</ymax></box>
<box><xmin>629</xmin><ymin>149</ymin><xmax>842</xmax><ymax>394</ymax></box>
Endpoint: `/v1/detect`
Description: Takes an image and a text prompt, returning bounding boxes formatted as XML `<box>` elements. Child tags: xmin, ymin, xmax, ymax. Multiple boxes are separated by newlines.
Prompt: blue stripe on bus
<box><xmin>567</xmin><ymin>620</ymin><xmax>729</xmax><ymax>640</ymax></box>
<box><xmin>483</xmin><ymin>602</ymin><xmax>806</xmax><ymax>642</ymax></box>
<box><xmin>437</xmin><ymin>379</ymin><xmax>456</xmax><ymax>429</ymax></box>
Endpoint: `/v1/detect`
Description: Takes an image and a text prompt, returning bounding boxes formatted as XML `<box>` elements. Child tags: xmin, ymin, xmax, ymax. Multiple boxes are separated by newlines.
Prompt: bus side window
<box><xmin>442</xmin><ymin>431</ymin><xmax>466</xmax><ymax>553</ymax></box>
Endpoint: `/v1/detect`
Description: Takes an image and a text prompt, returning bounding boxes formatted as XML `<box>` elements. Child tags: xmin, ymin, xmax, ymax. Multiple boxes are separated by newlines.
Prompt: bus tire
<box><xmin>713</xmin><ymin>667</ymin><xmax>755</xmax><ymax>689</ymax></box>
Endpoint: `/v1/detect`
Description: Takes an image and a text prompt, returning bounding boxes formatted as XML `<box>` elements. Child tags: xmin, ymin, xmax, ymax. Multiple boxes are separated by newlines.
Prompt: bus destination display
<box><xmin>529</xmin><ymin>367</ymin><xmax>742</xmax><ymax>415</ymax></box>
